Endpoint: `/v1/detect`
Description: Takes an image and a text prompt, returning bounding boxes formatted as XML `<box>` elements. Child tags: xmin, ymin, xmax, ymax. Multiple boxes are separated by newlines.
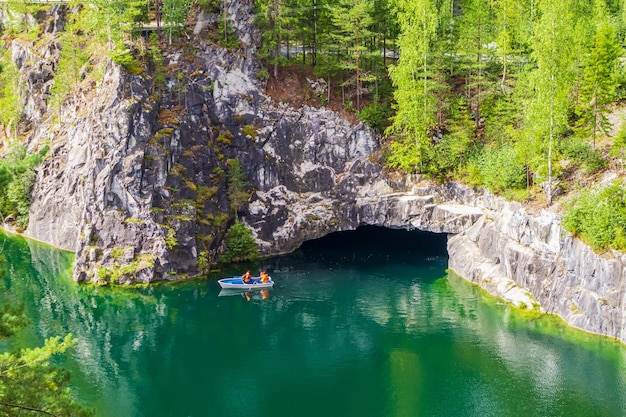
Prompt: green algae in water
<box><xmin>446</xmin><ymin>271</ymin><xmax>626</xmax><ymax>362</ymax></box>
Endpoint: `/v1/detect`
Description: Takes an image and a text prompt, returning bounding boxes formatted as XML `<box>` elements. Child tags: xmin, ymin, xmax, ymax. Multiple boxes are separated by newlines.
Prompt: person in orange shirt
<box><xmin>259</xmin><ymin>271</ymin><xmax>269</xmax><ymax>283</ymax></box>
<box><xmin>241</xmin><ymin>270</ymin><xmax>251</xmax><ymax>283</ymax></box>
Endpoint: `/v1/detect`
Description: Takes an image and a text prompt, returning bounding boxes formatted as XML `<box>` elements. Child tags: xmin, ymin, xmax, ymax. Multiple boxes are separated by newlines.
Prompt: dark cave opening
<box><xmin>286</xmin><ymin>226</ymin><xmax>449</xmax><ymax>267</ymax></box>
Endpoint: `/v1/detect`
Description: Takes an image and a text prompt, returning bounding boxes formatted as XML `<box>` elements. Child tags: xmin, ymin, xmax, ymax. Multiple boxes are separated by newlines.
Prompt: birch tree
<box><xmin>525</xmin><ymin>0</ymin><xmax>576</xmax><ymax>205</ymax></box>
<box><xmin>386</xmin><ymin>0</ymin><xmax>439</xmax><ymax>172</ymax></box>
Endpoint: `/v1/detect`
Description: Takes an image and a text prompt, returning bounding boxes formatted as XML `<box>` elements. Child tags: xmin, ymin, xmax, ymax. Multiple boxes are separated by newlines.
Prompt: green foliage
<box><xmin>0</xmin><ymin>143</ymin><xmax>45</xmax><ymax>229</ymax></box>
<box><xmin>198</xmin><ymin>0</ymin><xmax>221</xmax><ymax>13</ymax></box>
<box><xmin>148</xmin><ymin>33</ymin><xmax>166</xmax><ymax>91</ymax></box>
<box><xmin>610</xmin><ymin>121</ymin><xmax>626</xmax><ymax>169</ymax></box>
<box><xmin>574</xmin><ymin>2</ymin><xmax>622</xmax><ymax>145</ymax></box>
<box><xmin>563</xmin><ymin>182</ymin><xmax>626</xmax><ymax>251</ymax></box>
<box><xmin>95</xmin><ymin>253</ymin><xmax>156</xmax><ymax>284</ymax></box>
<box><xmin>0</xmin><ymin>334</ymin><xmax>93</xmax><ymax>417</ymax></box>
<box><xmin>163</xmin><ymin>225</ymin><xmax>179</xmax><ymax>250</ymax></box>
<box><xmin>255</xmin><ymin>0</ymin><xmax>292</xmax><ymax>76</ymax></box>
<box><xmin>226</xmin><ymin>159</ymin><xmax>250</xmax><ymax>214</ymax></box>
<box><xmin>0</xmin><ymin>46</ymin><xmax>22</xmax><ymax>129</ymax></box>
<box><xmin>0</xmin><ymin>299</ymin><xmax>28</xmax><ymax>339</ymax></box>
<box><xmin>559</xmin><ymin>137</ymin><xmax>606</xmax><ymax>174</ymax></box>
<box><xmin>521</xmin><ymin>0</ymin><xmax>578</xmax><ymax>204</ymax></box>
<box><xmin>110</xmin><ymin>247</ymin><xmax>126</xmax><ymax>259</ymax></box>
<box><xmin>50</xmin><ymin>8</ymin><xmax>92</xmax><ymax>112</ymax></box>
<box><xmin>0</xmin><ymin>261</ymin><xmax>93</xmax><ymax>416</ymax></box>
<box><xmin>378</xmin><ymin>0</ymin><xmax>623</xmax><ymax>203</ymax></box>
<box><xmin>359</xmin><ymin>99</ymin><xmax>391</xmax><ymax>131</ymax></box>
<box><xmin>242</xmin><ymin>125</ymin><xmax>257</xmax><ymax>138</ymax></box>
<box><xmin>196</xmin><ymin>250</ymin><xmax>210</xmax><ymax>272</ymax></box>
<box><xmin>329</xmin><ymin>0</ymin><xmax>375</xmax><ymax>111</ymax></box>
<box><xmin>466</xmin><ymin>144</ymin><xmax>527</xmax><ymax>193</ymax></box>
<box><xmin>69</xmin><ymin>0</ymin><xmax>150</xmax><ymax>73</ymax></box>
<box><xmin>0</xmin><ymin>256</ymin><xmax>28</xmax><ymax>338</ymax></box>
<box><xmin>386</xmin><ymin>0</ymin><xmax>440</xmax><ymax>171</ymax></box>
<box><xmin>385</xmin><ymin>137</ymin><xmax>421</xmax><ymax>173</ymax></box>
<box><xmin>257</xmin><ymin>67</ymin><xmax>270</xmax><ymax>81</ymax></box>
<box><xmin>219</xmin><ymin>221</ymin><xmax>259</xmax><ymax>263</ymax></box>
<box><xmin>217</xmin><ymin>23</ymin><xmax>240</xmax><ymax>49</ymax></box>
<box><xmin>163</xmin><ymin>0</ymin><xmax>190</xmax><ymax>44</ymax></box>
<box><xmin>111</xmin><ymin>47</ymin><xmax>143</xmax><ymax>75</ymax></box>
<box><xmin>455</xmin><ymin>0</ymin><xmax>496</xmax><ymax>128</ymax></box>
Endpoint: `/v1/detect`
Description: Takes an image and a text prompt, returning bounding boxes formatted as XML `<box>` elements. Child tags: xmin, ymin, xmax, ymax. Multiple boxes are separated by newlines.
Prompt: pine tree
<box><xmin>0</xmin><ymin>259</ymin><xmax>92</xmax><ymax>416</ymax></box>
<box><xmin>491</xmin><ymin>0</ymin><xmax>531</xmax><ymax>91</ymax></box>
<box><xmin>456</xmin><ymin>0</ymin><xmax>495</xmax><ymax>130</ymax></box>
<box><xmin>256</xmin><ymin>0</ymin><xmax>291</xmax><ymax>77</ymax></box>
<box><xmin>576</xmin><ymin>0</ymin><xmax>622</xmax><ymax>147</ymax></box>
<box><xmin>330</xmin><ymin>0</ymin><xmax>375</xmax><ymax>111</ymax></box>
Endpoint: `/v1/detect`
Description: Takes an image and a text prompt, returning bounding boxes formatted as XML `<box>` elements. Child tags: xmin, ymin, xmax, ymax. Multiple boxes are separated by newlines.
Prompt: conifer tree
<box><xmin>330</xmin><ymin>0</ymin><xmax>375</xmax><ymax>111</ymax></box>
<box><xmin>456</xmin><ymin>0</ymin><xmax>495</xmax><ymax>129</ymax></box>
<box><xmin>0</xmin><ymin>259</ymin><xmax>92</xmax><ymax>416</ymax></box>
<box><xmin>491</xmin><ymin>0</ymin><xmax>530</xmax><ymax>91</ymax></box>
<box><xmin>256</xmin><ymin>0</ymin><xmax>291</xmax><ymax>77</ymax></box>
<box><xmin>576</xmin><ymin>0</ymin><xmax>622</xmax><ymax>147</ymax></box>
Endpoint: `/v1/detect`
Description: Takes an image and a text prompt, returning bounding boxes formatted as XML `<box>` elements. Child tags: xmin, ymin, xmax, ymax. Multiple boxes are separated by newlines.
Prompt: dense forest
<box><xmin>1</xmin><ymin>0</ymin><xmax>626</xmax><ymax>249</ymax></box>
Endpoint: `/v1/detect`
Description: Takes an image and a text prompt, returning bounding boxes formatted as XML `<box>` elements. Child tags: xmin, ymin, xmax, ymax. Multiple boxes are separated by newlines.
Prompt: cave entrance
<box><xmin>292</xmin><ymin>225</ymin><xmax>448</xmax><ymax>267</ymax></box>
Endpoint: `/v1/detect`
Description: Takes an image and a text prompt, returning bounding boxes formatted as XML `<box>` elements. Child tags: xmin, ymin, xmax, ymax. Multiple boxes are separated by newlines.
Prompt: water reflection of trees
<box><xmin>1</xmin><ymin>230</ymin><xmax>624</xmax><ymax>417</ymax></box>
<box><xmin>15</xmin><ymin>235</ymin><xmax>166</xmax><ymax>416</ymax></box>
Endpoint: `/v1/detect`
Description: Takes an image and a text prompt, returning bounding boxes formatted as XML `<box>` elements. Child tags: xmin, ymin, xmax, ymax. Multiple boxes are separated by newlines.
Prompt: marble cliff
<box><xmin>1</xmin><ymin>2</ymin><xmax>625</xmax><ymax>343</ymax></box>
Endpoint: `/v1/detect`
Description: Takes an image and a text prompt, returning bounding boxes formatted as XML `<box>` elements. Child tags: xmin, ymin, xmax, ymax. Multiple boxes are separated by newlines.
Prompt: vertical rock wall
<box><xmin>4</xmin><ymin>0</ymin><xmax>626</xmax><ymax>344</ymax></box>
<box><xmin>448</xmin><ymin>200</ymin><xmax>626</xmax><ymax>343</ymax></box>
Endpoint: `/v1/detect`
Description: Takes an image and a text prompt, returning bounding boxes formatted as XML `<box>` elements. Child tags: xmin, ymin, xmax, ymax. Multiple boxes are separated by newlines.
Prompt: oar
<box><xmin>247</xmin><ymin>281</ymin><xmax>257</xmax><ymax>291</ymax></box>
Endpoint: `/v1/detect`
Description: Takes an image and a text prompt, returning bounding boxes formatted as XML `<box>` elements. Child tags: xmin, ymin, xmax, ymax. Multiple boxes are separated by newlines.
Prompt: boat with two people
<box><xmin>217</xmin><ymin>271</ymin><xmax>273</xmax><ymax>290</ymax></box>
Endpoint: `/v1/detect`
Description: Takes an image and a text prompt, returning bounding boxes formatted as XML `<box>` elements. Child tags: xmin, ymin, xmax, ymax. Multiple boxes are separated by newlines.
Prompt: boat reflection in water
<box><xmin>218</xmin><ymin>287</ymin><xmax>272</xmax><ymax>301</ymax></box>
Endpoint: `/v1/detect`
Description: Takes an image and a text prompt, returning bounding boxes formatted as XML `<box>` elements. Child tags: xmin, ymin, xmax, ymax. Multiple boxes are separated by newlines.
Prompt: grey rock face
<box><xmin>448</xmin><ymin>201</ymin><xmax>626</xmax><ymax>343</ymax></box>
<box><xmin>8</xmin><ymin>1</ymin><xmax>626</xmax><ymax>342</ymax></box>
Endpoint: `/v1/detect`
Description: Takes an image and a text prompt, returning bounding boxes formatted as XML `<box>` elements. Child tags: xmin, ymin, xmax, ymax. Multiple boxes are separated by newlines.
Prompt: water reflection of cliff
<box><xmin>0</xmin><ymin>229</ymin><xmax>623</xmax><ymax>417</ymax></box>
<box><xmin>23</xmin><ymin>235</ymin><xmax>168</xmax><ymax>416</ymax></box>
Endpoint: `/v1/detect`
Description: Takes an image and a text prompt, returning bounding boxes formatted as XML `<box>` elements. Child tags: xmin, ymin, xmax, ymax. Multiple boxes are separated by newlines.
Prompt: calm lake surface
<box><xmin>1</xmin><ymin>227</ymin><xmax>626</xmax><ymax>417</ymax></box>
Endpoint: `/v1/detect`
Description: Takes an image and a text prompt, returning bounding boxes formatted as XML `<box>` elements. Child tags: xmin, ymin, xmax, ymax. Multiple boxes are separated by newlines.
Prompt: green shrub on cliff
<box><xmin>227</xmin><ymin>159</ymin><xmax>251</xmax><ymax>214</ymax></box>
<box><xmin>563</xmin><ymin>182</ymin><xmax>626</xmax><ymax>252</ymax></box>
<box><xmin>219</xmin><ymin>221</ymin><xmax>258</xmax><ymax>263</ymax></box>
<box><xmin>0</xmin><ymin>143</ymin><xmax>46</xmax><ymax>229</ymax></box>
<box><xmin>0</xmin><ymin>47</ymin><xmax>22</xmax><ymax>129</ymax></box>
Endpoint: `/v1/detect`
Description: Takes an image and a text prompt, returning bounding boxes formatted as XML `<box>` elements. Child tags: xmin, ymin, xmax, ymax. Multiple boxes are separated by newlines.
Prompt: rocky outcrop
<box><xmin>247</xmin><ymin>175</ymin><xmax>485</xmax><ymax>256</ymax></box>
<box><xmin>19</xmin><ymin>2</ymin><xmax>485</xmax><ymax>283</ymax></box>
<box><xmin>448</xmin><ymin>199</ymin><xmax>626</xmax><ymax>343</ymax></box>
<box><xmin>5</xmin><ymin>2</ymin><xmax>626</xmax><ymax>343</ymax></box>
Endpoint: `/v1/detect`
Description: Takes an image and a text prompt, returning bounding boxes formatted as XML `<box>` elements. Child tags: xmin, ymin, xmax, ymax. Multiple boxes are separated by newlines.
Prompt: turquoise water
<box><xmin>1</xmin><ymin>227</ymin><xmax>626</xmax><ymax>417</ymax></box>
